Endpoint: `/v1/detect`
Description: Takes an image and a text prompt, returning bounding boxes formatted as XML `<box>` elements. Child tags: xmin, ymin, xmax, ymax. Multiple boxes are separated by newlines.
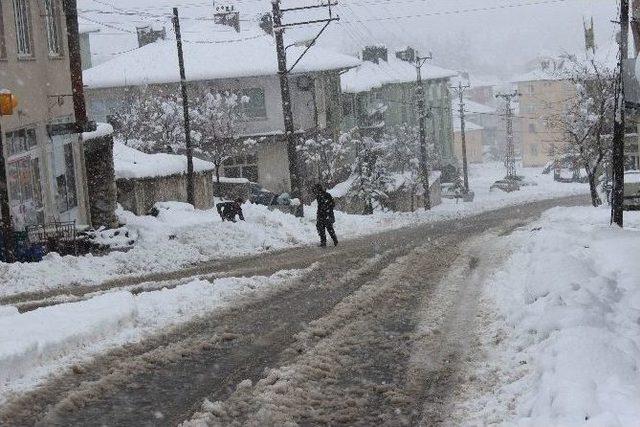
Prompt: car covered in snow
<box><xmin>624</xmin><ymin>170</ymin><xmax>640</xmax><ymax>210</ymax></box>
<box><xmin>490</xmin><ymin>179</ymin><xmax>521</xmax><ymax>193</ymax></box>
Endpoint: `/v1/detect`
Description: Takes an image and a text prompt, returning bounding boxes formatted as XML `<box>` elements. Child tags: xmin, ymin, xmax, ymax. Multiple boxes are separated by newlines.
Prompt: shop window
<box><xmin>7</xmin><ymin>157</ymin><xmax>43</xmax><ymax>228</ymax></box>
<box><xmin>6</xmin><ymin>128</ymin><xmax>37</xmax><ymax>157</ymax></box>
<box><xmin>55</xmin><ymin>143</ymin><xmax>77</xmax><ymax>213</ymax></box>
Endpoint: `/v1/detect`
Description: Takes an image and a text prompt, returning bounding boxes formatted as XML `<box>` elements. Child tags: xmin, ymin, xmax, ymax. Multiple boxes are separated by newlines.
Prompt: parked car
<box><xmin>624</xmin><ymin>170</ymin><xmax>640</xmax><ymax>210</ymax></box>
<box><xmin>490</xmin><ymin>179</ymin><xmax>521</xmax><ymax>193</ymax></box>
<box><xmin>249</xmin><ymin>183</ymin><xmax>278</xmax><ymax>206</ymax></box>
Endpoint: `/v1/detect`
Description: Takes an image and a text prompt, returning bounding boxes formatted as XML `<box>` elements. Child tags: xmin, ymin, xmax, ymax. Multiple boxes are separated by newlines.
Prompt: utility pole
<box><xmin>496</xmin><ymin>91</ymin><xmax>519</xmax><ymax>179</ymax></box>
<box><xmin>612</xmin><ymin>0</ymin><xmax>629</xmax><ymax>227</ymax></box>
<box><xmin>271</xmin><ymin>0</ymin><xmax>339</xmax><ymax>217</ymax></box>
<box><xmin>415</xmin><ymin>55</ymin><xmax>432</xmax><ymax>210</ymax></box>
<box><xmin>451</xmin><ymin>81</ymin><xmax>471</xmax><ymax>192</ymax></box>
<box><xmin>62</xmin><ymin>0</ymin><xmax>90</xmax><ymax>133</ymax></box>
<box><xmin>172</xmin><ymin>8</ymin><xmax>195</xmax><ymax>207</ymax></box>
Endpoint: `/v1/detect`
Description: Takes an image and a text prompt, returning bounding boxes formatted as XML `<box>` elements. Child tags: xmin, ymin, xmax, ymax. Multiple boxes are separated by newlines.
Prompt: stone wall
<box><xmin>117</xmin><ymin>170</ymin><xmax>215</xmax><ymax>215</ymax></box>
<box><xmin>84</xmin><ymin>132</ymin><xmax>119</xmax><ymax>228</ymax></box>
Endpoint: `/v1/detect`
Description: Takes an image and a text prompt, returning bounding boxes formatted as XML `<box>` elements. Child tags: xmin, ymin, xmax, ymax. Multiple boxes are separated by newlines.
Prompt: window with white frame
<box><xmin>43</xmin><ymin>0</ymin><xmax>63</xmax><ymax>56</ymax></box>
<box><xmin>13</xmin><ymin>0</ymin><xmax>33</xmax><ymax>57</ymax></box>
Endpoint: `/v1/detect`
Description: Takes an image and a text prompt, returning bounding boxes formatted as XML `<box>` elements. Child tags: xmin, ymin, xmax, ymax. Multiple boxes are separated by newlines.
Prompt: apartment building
<box><xmin>0</xmin><ymin>0</ymin><xmax>90</xmax><ymax>230</ymax></box>
<box><xmin>514</xmin><ymin>59</ymin><xmax>575</xmax><ymax>167</ymax></box>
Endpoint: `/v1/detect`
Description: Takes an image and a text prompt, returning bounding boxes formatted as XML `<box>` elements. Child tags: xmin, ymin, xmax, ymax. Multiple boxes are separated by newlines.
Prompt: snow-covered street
<box><xmin>0</xmin><ymin>196</ymin><xmax>591</xmax><ymax>425</ymax></box>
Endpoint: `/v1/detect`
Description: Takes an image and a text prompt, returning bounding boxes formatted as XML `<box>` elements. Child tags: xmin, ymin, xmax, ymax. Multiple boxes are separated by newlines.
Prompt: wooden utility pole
<box><xmin>172</xmin><ymin>8</ymin><xmax>195</xmax><ymax>207</ymax></box>
<box><xmin>451</xmin><ymin>81</ymin><xmax>471</xmax><ymax>192</ymax></box>
<box><xmin>415</xmin><ymin>55</ymin><xmax>432</xmax><ymax>210</ymax></box>
<box><xmin>496</xmin><ymin>91</ymin><xmax>519</xmax><ymax>179</ymax></box>
<box><xmin>62</xmin><ymin>0</ymin><xmax>89</xmax><ymax>133</ymax></box>
<box><xmin>612</xmin><ymin>0</ymin><xmax>629</xmax><ymax>227</ymax></box>
<box><xmin>271</xmin><ymin>0</ymin><xmax>338</xmax><ymax>217</ymax></box>
<box><xmin>272</xmin><ymin>0</ymin><xmax>303</xmax><ymax>216</ymax></box>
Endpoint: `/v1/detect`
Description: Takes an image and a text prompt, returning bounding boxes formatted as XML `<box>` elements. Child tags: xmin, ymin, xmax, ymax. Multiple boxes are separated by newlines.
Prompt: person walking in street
<box><xmin>313</xmin><ymin>184</ymin><xmax>338</xmax><ymax>247</ymax></box>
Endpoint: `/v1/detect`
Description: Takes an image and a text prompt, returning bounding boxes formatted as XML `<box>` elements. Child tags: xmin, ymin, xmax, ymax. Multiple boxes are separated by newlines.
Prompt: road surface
<box><xmin>0</xmin><ymin>196</ymin><xmax>587</xmax><ymax>426</ymax></box>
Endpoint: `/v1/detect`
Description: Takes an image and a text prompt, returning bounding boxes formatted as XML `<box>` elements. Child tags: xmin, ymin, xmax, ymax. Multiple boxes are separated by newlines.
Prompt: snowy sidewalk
<box><xmin>0</xmin><ymin>162</ymin><xmax>588</xmax><ymax>300</ymax></box>
<box><xmin>459</xmin><ymin>207</ymin><xmax>640</xmax><ymax>426</ymax></box>
<box><xmin>0</xmin><ymin>269</ymin><xmax>307</xmax><ymax>402</ymax></box>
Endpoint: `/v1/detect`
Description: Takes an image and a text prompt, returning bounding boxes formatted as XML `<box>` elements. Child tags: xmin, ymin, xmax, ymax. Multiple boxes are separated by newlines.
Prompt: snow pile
<box><xmin>113</xmin><ymin>141</ymin><xmax>216</xmax><ymax>179</ymax></box>
<box><xmin>470</xmin><ymin>207</ymin><xmax>640</xmax><ymax>425</ymax></box>
<box><xmin>0</xmin><ymin>269</ymin><xmax>306</xmax><ymax>400</ymax></box>
<box><xmin>0</xmin><ymin>292</ymin><xmax>136</xmax><ymax>387</ymax></box>
<box><xmin>0</xmin><ymin>162</ymin><xmax>588</xmax><ymax>300</ymax></box>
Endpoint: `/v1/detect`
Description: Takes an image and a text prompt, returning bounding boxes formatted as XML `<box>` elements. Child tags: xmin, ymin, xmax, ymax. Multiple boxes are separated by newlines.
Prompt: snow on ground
<box><xmin>0</xmin><ymin>268</ymin><xmax>308</xmax><ymax>402</ymax></box>
<box><xmin>458</xmin><ymin>207</ymin><xmax>640</xmax><ymax>426</ymax></box>
<box><xmin>0</xmin><ymin>162</ymin><xmax>588</xmax><ymax>299</ymax></box>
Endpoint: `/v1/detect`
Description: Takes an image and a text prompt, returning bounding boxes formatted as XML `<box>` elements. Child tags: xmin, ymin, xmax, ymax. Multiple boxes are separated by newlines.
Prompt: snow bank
<box><xmin>82</xmin><ymin>122</ymin><xmax>113</xmax><ymax>141</ymax></box>
<box><xmin>0</xmin><ymin>292</ymin><xmax>136</xmax><ymax>387</ymax></box>
<box><xmin>113</xmin><ymin>141</ymin><xmax>216</xmax><ymax>179</ymax></box>
<box><xmin>0</xmin><ymin>269</ymin><xmax>306</xmax><ymax>400</ymax></box>
<box><xmin>469</xmin><ymin>207</ymin><xmax>640</xmax><ymax>425</ymax></box>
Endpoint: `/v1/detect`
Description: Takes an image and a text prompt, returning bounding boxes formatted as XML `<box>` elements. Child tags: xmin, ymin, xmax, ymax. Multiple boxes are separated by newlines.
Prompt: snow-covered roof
<box><xmin>114</xmin><ymin>141</ymin><xmax>216</xmax><ymax>180</ymax></box>
<box><xmin>340</xmin><ymin>56</ymin><xmax>457</xmax><ymax>94</ymax></box>
<box><xmin>84</xmin><ymin>36</ymin><xmax>360</xmax><ymax>89</ymax></box>
<box><xmin>453</xmin><ymin>119</ymin><xmax>483</xmax><ymax>132</ymax></box>
<box><xmin>452</xmin><ymin>99</ymin><xmax>496</xmax><ymax>117</ymax></box>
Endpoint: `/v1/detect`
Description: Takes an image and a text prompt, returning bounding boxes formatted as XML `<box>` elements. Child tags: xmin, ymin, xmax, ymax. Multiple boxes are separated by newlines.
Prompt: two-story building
<box><xmin>83</xmin><ymin>25</ymin><xmax>359</xmax><ymax>194</ymax></box>
<box><xmin>1</xmin><ymin>0</ymin><xmax>91</xmax><ymax>230</ymax></box>
<box><xmin>513</xmin><ymin>58</ymin><xmax>575</xmax><ymax>167</ymax></box>
<box><xmin>340</xmin><ymin>46</ymin><xmax>458</xmax><ymax>167</ymax></box>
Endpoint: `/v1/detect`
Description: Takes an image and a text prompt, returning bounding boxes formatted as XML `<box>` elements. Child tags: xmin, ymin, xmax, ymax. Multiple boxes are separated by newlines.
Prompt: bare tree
<box><xmin>548</xmin><ymin>58</ymin><xmax>615</xmax><ymax>206</ymax></box>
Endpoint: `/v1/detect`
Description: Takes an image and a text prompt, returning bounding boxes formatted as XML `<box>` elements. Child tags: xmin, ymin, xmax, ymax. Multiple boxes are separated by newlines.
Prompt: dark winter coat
<box><xmin>217</xmin><ymin>201</ymin><xmax>245</xmax><ymax>222</ymax></box>
<box><xmin>316</xmin><ymin>191</ymin><xmax>336</xmax><ymax>224</ymax></box>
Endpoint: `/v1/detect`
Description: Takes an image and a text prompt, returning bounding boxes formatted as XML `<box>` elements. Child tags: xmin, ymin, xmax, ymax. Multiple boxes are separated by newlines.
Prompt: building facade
<box><xmin>83</xmin><ymin>34</ymin><xmax>356</xmax><ymax>194</ymax></box>
<box><xmin>514</xmin><ymin>61</ymin><xmax>575</xmax><ymax>168</ymax></box>
<box><xmin>1</xmin><ymin>0</ymin><xmax>90</xmax><ymax>230</ymax></box>
<box><xmin>340</xmin><ymin>47</ymin><xmax>457</xmax><ymax>167</ymax></box>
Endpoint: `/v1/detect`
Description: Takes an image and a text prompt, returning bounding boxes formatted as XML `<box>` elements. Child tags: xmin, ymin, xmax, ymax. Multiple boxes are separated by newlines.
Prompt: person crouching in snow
<box><xmin>217</xmin><ymin>198</ymin><xmax>245</xmax><ymax>223</ymax></box>
<box><xmin>312</xmin><ymin>184</ymin><xmax>338</xmax><ymax>247</ymax></box>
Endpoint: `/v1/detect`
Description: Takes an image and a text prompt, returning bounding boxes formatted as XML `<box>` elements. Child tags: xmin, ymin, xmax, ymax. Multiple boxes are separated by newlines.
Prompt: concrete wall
<box><xmin>0</xmin><ymin>0</ymin><xmax>91</xmax><ymax>229</ymax></box>
<box><xmin>116</xmin><ymin>170</ymin><xmax>215</xmax><ymax>216</ymax></box>
<box><xmin>518</xmin><ymin>79</ymin><xmax>575</xmax><ymax>167</ymax></box>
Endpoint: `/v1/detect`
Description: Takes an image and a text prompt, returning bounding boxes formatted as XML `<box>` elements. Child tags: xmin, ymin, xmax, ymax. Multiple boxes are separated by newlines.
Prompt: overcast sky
<box><xmin>79</xmin><ymin>0</ymin><xmax>618</xmax><ymax>79</ymax></box>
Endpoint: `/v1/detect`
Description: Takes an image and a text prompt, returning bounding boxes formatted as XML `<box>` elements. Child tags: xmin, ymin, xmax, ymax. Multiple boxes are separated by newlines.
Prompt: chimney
<box><xmin>395</xmin><ymin>46</ymin><xmax>417</xmax><ymax>63</ymax></box>
<box><xmin>362</xmin><ymin>45</ymin><xmax>388</xmax><ymax>64</ymax></box>
<box><xmin>136</xmin><ymin>25</ymin><xmax>167</xmax><ymax>48</ymax></box>
<box><xmin>214</xmin><ymin>2</ymin><xmax>240</xmax><ymax>33</ymax></box>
